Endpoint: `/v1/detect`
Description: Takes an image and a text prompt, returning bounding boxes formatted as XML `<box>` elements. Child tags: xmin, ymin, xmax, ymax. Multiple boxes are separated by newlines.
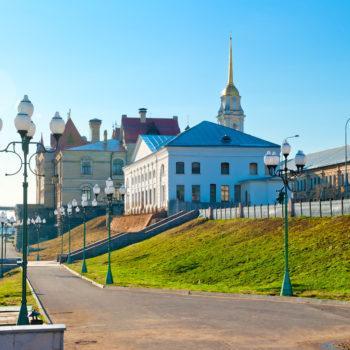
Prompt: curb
<box><xmin>26</xmin><ymin>276</ymin><xmax>53</xmax><ymax>324</ymax></box>
<box><xmin>62</xmin><ymin>264</ymin><xmax>105</xmax><ymax>289</ymax></box>
<box><xmin>61</xmin><ymin>264</ymin><xmax>350</xmax><ymax>308</ymax></box>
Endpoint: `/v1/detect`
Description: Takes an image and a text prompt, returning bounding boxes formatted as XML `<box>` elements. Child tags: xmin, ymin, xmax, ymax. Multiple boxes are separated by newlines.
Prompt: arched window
<box><xmin>81</xmin><ymin>185</ymin><xmax>92</xmax><ymax>200</ymax></box>
<box><xmin>249</xmin><ymin>162</ymin><xmax>258</xmax><ymax>175</ymax></box>
<box><xmin>81</xmin><ymin>159</ymin><xmax>92</xmax><ymax>175</ymax></box>
<box><xmin>192</xmin><ymin>162</ymin><xmax>200</xmax><ymax>174</ymax></box>
<box><xmin>221</xmin><ymin>162</ymin><xmax>229</xmax><ymax>175</ymax></box>
<box><xmin>176</xmin><ymin>162</ymin><xmax>185</xmax><ymax>174</ymax></box>
<box><xmin>160</xmin><ymin>164</ymin><xmax>165</xmax><ymax>177</ymax></box>
<box><xmin>112</xmin><ymin>159</ymin><xmax>124</xmax><ymax>176</ymax></box>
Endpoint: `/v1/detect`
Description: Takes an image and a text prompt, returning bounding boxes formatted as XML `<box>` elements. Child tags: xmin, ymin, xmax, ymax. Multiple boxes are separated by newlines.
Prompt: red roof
<box><xmin>50</xmin><ymin>118</ymin><xmax>87</xmax><ymax>151</ymax></box>
<box><xmin>121</xmin><ymin>116</ymin><xmax>180</xmax><ymax>143</ymax></box>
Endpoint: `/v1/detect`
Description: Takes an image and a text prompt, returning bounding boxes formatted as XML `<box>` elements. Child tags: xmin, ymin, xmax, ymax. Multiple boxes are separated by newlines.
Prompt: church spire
<box><xmin>228</xmin><ymin>34</ymin><xmax>233</xmax><ymax>86</ymax></box>
<box><xmin>221</xmin><ymin>36</ymin><xmax>239</xmax><ymax>97</ymax></box>
<box><xmin>217</xmin><ymin>35</ymin><xmax>245</xmax><ymax>132</ymax></box>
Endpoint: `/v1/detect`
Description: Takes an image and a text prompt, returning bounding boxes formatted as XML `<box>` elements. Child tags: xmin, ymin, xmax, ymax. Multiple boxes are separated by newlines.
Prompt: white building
<box><xmin>123</xmin><ymin>121</ymin><xmax>281</xmax><ymax>214</ymax></box>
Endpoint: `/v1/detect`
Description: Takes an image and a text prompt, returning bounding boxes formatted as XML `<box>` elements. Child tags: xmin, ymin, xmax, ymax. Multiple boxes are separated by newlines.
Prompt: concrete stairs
<box><xmin>60</xmin><ymin>210</ymin><xmax>199</xmax><ymax>263</ymax></box>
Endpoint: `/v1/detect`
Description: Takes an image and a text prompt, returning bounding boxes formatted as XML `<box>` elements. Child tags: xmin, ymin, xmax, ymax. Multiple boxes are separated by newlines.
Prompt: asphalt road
<box><xmin>28</xmin><ymin>264</ymin><xmax>350</xmax><ymax>350</ymax></box>
<box><xmin>4</xmin><ymin>239</ymin><xmax>19</xmax><ymax>259</ymax></box>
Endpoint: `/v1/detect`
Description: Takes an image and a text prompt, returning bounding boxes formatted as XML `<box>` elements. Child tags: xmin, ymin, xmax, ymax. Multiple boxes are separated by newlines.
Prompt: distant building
<box><xmin>123</xmin><ymin>121</ymin><xmax>281</xmax><ymax>214</ymax></box>
<box><xmin>36</xmin><ymin>111</ymin><xmax>87</xmax><ymax>208</ymax></box>
<box><xmin>36</xmin><ymin>109</ymin><xmax>180</xmax><ymax>208</ymax></box>
<box><xmin>55</xmin><ymin>132</ymin><xmax>126</xmax><ymax>206</ymax></box>
<box><xmin>118</xmin><ymin>109</ymin><xmax>180</xmax><ymax>162</ymax></box>
<box><xmin>290</xmin><ymin>146</ymin><xmax>350</xmax><ymax>201</ymax></box>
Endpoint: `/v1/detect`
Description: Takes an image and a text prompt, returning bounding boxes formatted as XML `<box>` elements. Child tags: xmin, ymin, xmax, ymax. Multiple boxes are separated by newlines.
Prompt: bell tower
<box><xmin>217</xmin><ymin>36</ymin><xmax>245</xmax><ymax>131</ymax></box>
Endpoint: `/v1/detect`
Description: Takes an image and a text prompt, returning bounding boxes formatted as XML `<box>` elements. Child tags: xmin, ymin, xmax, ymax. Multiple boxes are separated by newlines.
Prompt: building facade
<box><xmin>36</xmin><ymin>108</ymin><xmax>180</xmax><ymax>208</ymax></box>
<box><xmin>123</xmin><ymin>121</ymin><xmax>281</xmax><ymax>214</ymax></box>
<box><xmin>290</xmin><ymin>146</ymin><xmax>350</xmax><ymax>201</ymax></box>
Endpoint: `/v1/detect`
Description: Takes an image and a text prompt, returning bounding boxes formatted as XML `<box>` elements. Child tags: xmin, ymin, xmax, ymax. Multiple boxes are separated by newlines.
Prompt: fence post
<box><xmin>260</xmin><ymin>204</ymin><xmax>263</xmax><ymax>218</ymax></box>
<box><xmin>267</xmin><ymin>204</ymin><xmax>270</xmax><ymax>218</ymax></box>
<box><xmin>247</xmin><ymin>205</ymin><xmax>250</xmax><ymax>218</ymax></box>
<box><xmin>319</xmin><ymin>200</ymin><xmax>322</xmax><ymax>217</ymax></box>
<box><xmin>309</xmin><ymin>200</ymin><xmax>312</xmax><ymax>217</ymax></box>
<box><xmin>239</xmin><ymin>203</ymin><xmax>244</xmax><ymax>218</ymax></box>
<box><xmin>274</xmin><ymin>204</ymin><xmax>277</xmax><ymax>218</ymax></box>
<box><xmin>330</xmin><ymin>199</ymin><xmax>333</xmax><ymax>216</ymax></box>
<box><xmin>341</xmin><ymin>197</ymin><xmax>344</xmax><ymax>215</ymax></box>
<box><xmin>209</xmin><ymin>206</ymin><xmax>213</xmax><ymax>220</ymax></box>
<box><xmin>254</xmin><ymin>205</ymin><xmax>256</xmax><ymax>219</ymax></box>
<box><xmin>300</xmin><ymin>201</ymin><xmax>303</xmax><ymax>216</ymax></box>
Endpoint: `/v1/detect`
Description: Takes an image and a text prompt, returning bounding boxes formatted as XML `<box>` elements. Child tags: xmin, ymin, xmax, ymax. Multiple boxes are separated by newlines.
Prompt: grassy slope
<box><xmin>0</xmin><ymin>269</ymin><xmax>37</xmax><ymax>307</ymax></box>
<box><xmin>29</xmin><ymin>216</ymin><xmax>107</xmax><ymax>260</ymax></box>
<box><xmin>30</xmin><ymin>214</ymin><xmax>152</xmax><ymax>261</ymax></box>
<box><xmin>70</xmin><ymin>217</ymin><xmax>350</xmax><ymax>300</ymax></box>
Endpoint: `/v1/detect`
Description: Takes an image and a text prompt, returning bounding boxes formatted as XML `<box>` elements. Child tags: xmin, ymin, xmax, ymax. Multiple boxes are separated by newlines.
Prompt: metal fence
<box><xmin>199</xmin><ymin>198</ymin><xmax>350</xmax><ymax>220</ymax></box>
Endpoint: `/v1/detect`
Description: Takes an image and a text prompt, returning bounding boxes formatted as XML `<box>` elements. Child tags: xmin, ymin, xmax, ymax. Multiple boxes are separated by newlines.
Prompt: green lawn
<box><xmin>69</xmin><ymin>216</ymin><xmax>350</xmax><ymax>300</ymax></box>
<box><xmin>0</xmin><ymin>269</ymin><xmax>37</xmax><ymax>307</ymax></box>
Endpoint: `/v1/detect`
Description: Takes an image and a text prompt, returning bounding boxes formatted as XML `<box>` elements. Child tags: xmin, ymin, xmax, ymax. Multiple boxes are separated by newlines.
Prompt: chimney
<box><xmin>89</xmin><ymin>119</ymin><xmax>102</xmax><ymax>143</ymax></box>
<box><xmin>173</xmin><ymin>115</ymin><xmax>178</xmax><ymax>121</ymax></box>
<box><xmin>103</xmin><ymin>130</ymin><xmax>108</xmax><ymax>143</ymax></box>
<box><xmin>139</xmin><ymin>108</ymin><xmax>147</xmax><ymax>123</ymax></box>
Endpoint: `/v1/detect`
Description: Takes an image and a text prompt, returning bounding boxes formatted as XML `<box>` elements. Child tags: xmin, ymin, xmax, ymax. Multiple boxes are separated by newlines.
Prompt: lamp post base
<box><xmin>67</xmin><ymin>255</ymin><xmax>72</xmax><ymax>264</ymax></box>
<box><xmin>81</xmin><ymin>259</ymin><xmax>87</xmax><ymax>273</ymax></box>
<box><xmin>36</xmin><ymin>255</ymin><xmax>40</xmax><ymax>261</ymax></box>
<box><xmin>280</xmin><ymin>271</ymin><xmax>293</xmax><ymax>296</ymax></box>
<box><xmin>105</xmin><ymin>266</ymin><xmax>114</xmax><ymax>285</ymax></box>
<box><xmin>17</xmin><ymin>304</ymin><xmax>29</xmax><ymax>325</ymax></box>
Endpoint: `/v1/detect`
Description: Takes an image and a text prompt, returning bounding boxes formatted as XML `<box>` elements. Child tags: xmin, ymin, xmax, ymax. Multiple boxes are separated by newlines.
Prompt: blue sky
<box><xmin>0</xmin><ymin>0</ymin><xmax>349</xmax><ymax>205</ymax></box>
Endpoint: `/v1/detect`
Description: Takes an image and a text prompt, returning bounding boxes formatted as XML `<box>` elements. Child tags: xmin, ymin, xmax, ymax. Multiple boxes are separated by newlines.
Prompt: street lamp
<box><xmin>0</xmin><ymin>95</ymin><xmax>66</xmax><ymax>325</ymax></box>
<box><xmin>33</xmin><ymin>216</ymin><xmax>45</xmax><ymax>261</ymax></box>
<box><xmin>92</xmin><ymin>178</ymin><xmax>116</xmax><ymax>284</ymax></box>
<box><xmin>264</xmin><ymin>141</ymin><xmax>306</xmax><ymax>296</ymax></box>
<box><xmin>81</xmin><ymin>193</ymin><xmax>90</xmax><ymax>273</ymax></box>
<box><xmin>345</xmin><ymin>118</ymin><xmax>350</xmax><ymax>197</ymax></box>
<box><xmin>66</xmin><ymin>202</ymin><xmax>73</xmax><ymax>264</ymax></box>
<box><xmin>6</xmin><ymin>216</ymin><xmax>16</xmax><ymax>259</ymax></box>
<box><xmin>0</xmin><ymin>211</ymin><xmax>7</xmax><ymax>278</ymax></box>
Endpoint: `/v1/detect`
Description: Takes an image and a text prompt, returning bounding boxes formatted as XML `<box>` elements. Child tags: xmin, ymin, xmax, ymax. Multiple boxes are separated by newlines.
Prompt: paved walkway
<box><xmin>28</xmin><ymin>264</ymin><xmax>350</xmax><ymax>350</ymax></box>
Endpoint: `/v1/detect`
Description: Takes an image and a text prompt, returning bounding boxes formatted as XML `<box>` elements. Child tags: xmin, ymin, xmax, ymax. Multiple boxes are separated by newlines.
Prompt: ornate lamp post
<box><xmin>0</xmin><ymin>211</ymin><xmax>7</xmax><ymax>278</ymax></box>
<box><xmin>7</xmin><ymin>216</ymin><xmax>16</xmax><ymax>259</ymax></box>
<box><xmin>81</xmin><ymin>194</ymin><xmax>89</xmax><ymax>273</ymax></box>
<box><xmin>0</xmin><ymin>95</ymin><xmax>65</xmax><ymax>325</ymax></box>
<box><xmin>264</xmin><ymin>141</ymin><xmax>306</xmax><ymax>296</ymax></box>
<box><xmin>92</xmin><ymin>178</ymin><xmax>115</xmax><ymax>284</ymax></box>
<box><xmin>60</xmin><ymin>207</ymin><xmax>66</xmax><ymax>258</ymax></box>
<box><xmin>33</xmin><ymin>216</ymin><xmax>46</xmax><ymax>261</ymax></box>
<box><xmin>66</xmin><ymin>202</ymin><xmax>73</xmax><ymax>264</ymax></box>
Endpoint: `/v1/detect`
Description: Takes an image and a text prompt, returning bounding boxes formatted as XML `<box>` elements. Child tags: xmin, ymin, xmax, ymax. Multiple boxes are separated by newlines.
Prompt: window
<box><xmin>221</xmin><ymin>185</ymin><xmax>230</xmax><ymax>202</ymax></box>
<box><xmin>210</xmin><ymin>184</ymin><xmax>216</xmax><ymax>203</ymax></box>
<box><xmin>221</xmin><ymin>162</ymin><xmax>229</xmax><ymax>175</ymax></box>
<box><xmin>176</xmin><ymin>185</ymin><xmax>185</xmax><ymax>201</ymax></box>
<box><xmin>81</xmin><ymin>159</ymin><xmax>92</xmax><ymax>175</ymax></box>
<box><xmin>176</xmin><ymin>162</ymin><xmax>185</xmax><ymax>174</ymax></box>
<box><xmin>192</xmin><ymin>185</ymin><xmax>200</xmax><ymax>202</ymax></box>
<box><xmin>160</xmin><ymin>164</ymin><xmax>165</xmax><ymax>177</ymax></box>
<box><xmin>249</xmin><ymin>162</ymin><xmax>258</xmax><ymax>175</ymax></box>
<box><xmin>82</xmin><ymin>186</ymin><xmax>91</xmax><ymax>200</ymax></box>
<box><xmin>112</xmin><ymin>159</ymin><xmax>124</xmax><ymax>176</ymax></box>
<box><xmin>192</xmin><ymin>162</ymin><xmax>200</xmax><ymax>174</ymax></box>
